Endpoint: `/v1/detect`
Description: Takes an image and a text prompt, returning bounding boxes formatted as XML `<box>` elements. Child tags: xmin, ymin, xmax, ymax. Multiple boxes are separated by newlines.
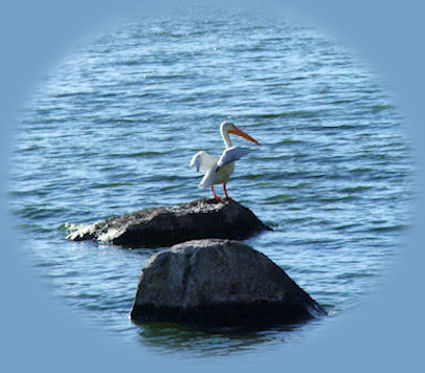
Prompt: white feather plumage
<box><xmin>190</xmin><ymin>146</ymin><xmax>250</xmax><ymax>189</ymax></box>
<box><xmin>189</xmin><ymin>122</ymin><xmax>260</xmax><ymax>197</ymax></box>
<box><xmin>217</xmin><ymin>146</ymin><xmax>250</xmax><ymax>169</ymax></box>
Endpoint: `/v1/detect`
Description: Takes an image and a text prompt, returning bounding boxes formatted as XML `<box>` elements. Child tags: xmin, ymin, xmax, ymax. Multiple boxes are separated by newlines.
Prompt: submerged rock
<box><xmin>66</xmin><ymin>198</ymin><xmax>271</xmax><ymax>248</ymax></box>
<box><xmin>130</xmin><ymin>239</ymin><xmax>326</xmax><ymax>327</ymax></box>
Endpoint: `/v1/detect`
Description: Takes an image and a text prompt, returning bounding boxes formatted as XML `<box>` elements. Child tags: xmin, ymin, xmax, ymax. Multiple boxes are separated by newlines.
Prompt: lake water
<box><xmin>10</xmin><ymin>10</ymin><xmax>412</xmax><ymax>359</ymax></box>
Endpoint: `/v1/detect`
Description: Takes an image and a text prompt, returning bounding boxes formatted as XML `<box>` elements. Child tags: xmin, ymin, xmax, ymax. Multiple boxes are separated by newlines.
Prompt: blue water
<box><xmin>10</xmin><ymin>12</ymin><xmax>412</xmax><ymax>359</ymax></box>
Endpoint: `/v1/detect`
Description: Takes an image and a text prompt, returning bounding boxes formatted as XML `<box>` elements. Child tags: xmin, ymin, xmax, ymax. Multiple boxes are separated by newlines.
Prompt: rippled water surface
<box><xmin>10</xmin><ymin>11</ymin><xmax>412</xmax><ymax>359</ymax></box>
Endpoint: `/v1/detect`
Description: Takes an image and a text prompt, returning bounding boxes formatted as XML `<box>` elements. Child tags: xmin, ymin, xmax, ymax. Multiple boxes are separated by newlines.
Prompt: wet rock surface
<box><xmin>130</xmin><ymin>239</ymin><xmax>326</xmax><ymax>327</ymax></box>
<box><xmin>66</xmin><ymin>198</ymin><xmax>271</xmax><ymax>248</ymax></box>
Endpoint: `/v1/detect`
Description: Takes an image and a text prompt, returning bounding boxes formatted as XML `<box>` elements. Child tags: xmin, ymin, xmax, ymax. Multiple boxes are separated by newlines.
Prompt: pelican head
<box><xmin>220</xmin><ymin>121</ymin><xmax>261</xmax><ymax>145</ymax></box>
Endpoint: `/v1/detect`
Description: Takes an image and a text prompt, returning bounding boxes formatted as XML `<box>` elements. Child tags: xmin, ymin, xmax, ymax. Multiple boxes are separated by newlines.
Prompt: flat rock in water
<box><xmin>130</xmin><ymin>239</ymin><xmax>326</xmax><ymax>327</ymax></box>
<box><xmin>66</xmin><ymin>198</ymin><xmax>271</xmax><ymax>247</ymax></box>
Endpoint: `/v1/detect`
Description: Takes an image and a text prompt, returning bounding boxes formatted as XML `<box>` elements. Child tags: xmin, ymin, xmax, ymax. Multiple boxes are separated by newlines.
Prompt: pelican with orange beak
<box><xmin>190</xmin><ymin>121</ymin><xmax>261</xmax><ymax>199</ymax></box>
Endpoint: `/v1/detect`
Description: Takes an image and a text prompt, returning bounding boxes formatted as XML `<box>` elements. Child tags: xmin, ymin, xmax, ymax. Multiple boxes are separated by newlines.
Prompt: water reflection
<box><xmin>137</xmin><ymin>321</ymin><xmax>300</xmax><ymax>356</ymax></box>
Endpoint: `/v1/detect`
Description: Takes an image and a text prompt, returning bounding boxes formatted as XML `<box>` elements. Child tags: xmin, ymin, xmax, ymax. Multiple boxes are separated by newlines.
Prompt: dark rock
<box><xmin>66</xmin><ymin>198</ymin><xmax>271</xmax><ymax>248</ymax></box>
<box><xmin>130</xmin><ymin>239</ymin><xmax>326</xmax><ymax>327</ymax></box>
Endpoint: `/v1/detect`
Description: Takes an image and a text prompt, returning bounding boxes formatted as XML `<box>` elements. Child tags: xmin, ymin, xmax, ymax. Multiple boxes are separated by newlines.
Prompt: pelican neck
<box><xmin>221</xmin><ymin>129</ymin><xmax>233</xmax><ymax>148</ymax></box>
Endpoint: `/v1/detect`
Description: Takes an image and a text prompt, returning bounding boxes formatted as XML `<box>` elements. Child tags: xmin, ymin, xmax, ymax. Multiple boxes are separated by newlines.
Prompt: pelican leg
<box><xmin>223</xmin><ymin>183</ymin><xmax>229</xmax><ymax>198</ymax></box>
<box><xmin>211</xmin><ymin>185</ymin><xmax>221</xmax><ymax>200</ymax></box>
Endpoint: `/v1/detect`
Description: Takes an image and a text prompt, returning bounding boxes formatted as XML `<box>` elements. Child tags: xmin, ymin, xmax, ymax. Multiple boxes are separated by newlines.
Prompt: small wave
<box><xmin>318</xmin><ymin>195</ymin><xmax>356</xmax><ymax>202</ymax></box>
<box><xmin>290</xmin><ymin>76</ymin><xmax>307</xmax><ymax>81</ymax></box>
<box><xmin>19</xmin><ymin>144</ymin><xmax>45</xmax><ymax>153</ymax></box>
<box><xmin>251</xmin><ymin>154</ymin><xmax>291</xmax><ymax>161</ymax></box>
<box><xmin>330</xmin><ymin>99</ymin><xmax>354</xmax><ymax>105</ymax></box>
<box><xmin>369</xmin><ymin>104</ymin><xmax>396</xmax><ymax>113</ymax></box>
<box><xmin>273</xmin><ymin>138</ymin><xmax>304</xmax><ymax>145</ymax></box>
<box><xmin>33</xmin><ymin>262</ymin><xmax>61</xmax><ymax>268</ymax></box>
<box><xmin>244</xmin><ymin>173</ymin><xmax>266</xmax><ymax>180</ymax></box>
<box><xmin>336</xmin><ymin>272</ymin><xmax>376</xmax><ymax>280</ymax></box>
<box><xmin>9</xmin><ymin>189</ymin><xmax>49</xmax><ymax>197</ymax></box>
<box><xmin>349</xmin><ymin>167</ymin><xmax>374</xmax><ymax>175</ymax></box>
<box><xmin>333</xmin><ymin>223</ymin><xmax>360</xmax><ymax>231</ymax></box>
<box><xmin>58</xmin><ymin>222</ymin><xmax>74</xmax><ymax>230</ymax></box>
<box><xmin>55</xmin><ymin>91</ymin><xmax>93</xmax><ymax>98</ymax></box>
<box><xmin>116</xmin><ymin>59</ymin><xmax>141</xmax><ymax>66</ymax></box>
<box><xmin>285</xmin><ymin>216</ymin><xmax>311</xmax><ymax>224</ymax></box>
<box><xmin>320</xmin><ymin>124</ymin><xmax>359</xmax><ymax>130</ymax></box>
<box><xmin>265</xmin><ymin>193</ymin><xmax>296</xmax><ymax>202</ymax></box>
<box><xmin>94</xmin><ymin>117</ymin><xmax>138</xmax><ymax>124</ymax></box>
<box><xmin>287</xmin><ymin>182</ymin><xmax>312</xmax><ymax>189</ymax></box>
<box><xmin>90</xmin><ymin>182</ymin><xmax>135</xmax><ymax>189</ymax></box>
<box><xmin>18</xmin><ymin>223</ymin><xmax>52</xmax><ymax>233</ymax></box>
<box><xmin>145</xmin><ymin>174</ymin><xmax>193</xmax><ymax>182</ymax></box>
<box><xmin>108</xmin><ymin>150</ymin><xmax>165</xmax><ymax>158</ymax></box>
<box><xmin>158</xmin><ymin>183</ymin><xmax>187</xmax><ymax>192</ymax></box>
<box><xmin>262</xmin><ymin>220</ymin><xmax>280</xmax><ymax>228</ymax></box>
<box><xmin>99</xmin><ymin>92</ymin><xmax>118</xmax><ymax>98</ymax></box>
<box><xmin>252</xmin><ymin>110</ymin><xmax>319</xmax><ymax>119</ymax></box>
<box><xmin>20</xmin><ymin>206</ymin><xmax>67</xmax><ymax>219</ymax></box>
<box><xmin>74</xmin><ymin>293</ymin><xmax>102</xmax><ymax>300</ymax></box>
<box><xmin>368</xmin><ymin>224</ymin><xmax>408</xmax><ymax>233</ymax></box>
<box><xmin>339</xmin><ymin>185</ymin><xmax>372</xmax><ymax>193</ymax></box>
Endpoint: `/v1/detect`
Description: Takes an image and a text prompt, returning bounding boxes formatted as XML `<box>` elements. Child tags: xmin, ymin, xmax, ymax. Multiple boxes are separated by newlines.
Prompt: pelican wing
<box><xmin>190</xmin><ymin>151</ymin><xmax>218</xmax><ymax>173</ymax></box>
<box><xmin>198</xmin><ymin>168</ymin><xmax>216</xmax><ymax>189</ymax></box>
<box><xmin>217</xmin><ymin>146</ymin><xmax>250</xmax><ymax>169</ymax></box>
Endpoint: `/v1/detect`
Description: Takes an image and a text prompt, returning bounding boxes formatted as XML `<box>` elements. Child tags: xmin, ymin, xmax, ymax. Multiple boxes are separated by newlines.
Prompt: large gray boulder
<box><xmin>130</xmin><ymin>239</ymin><xmax>326</xmax><ymax>327</ymax></box>
<box><xmin>66</xmin><ymin>198</ymin><xmax>271</xmax><ymax>248</ymax></box>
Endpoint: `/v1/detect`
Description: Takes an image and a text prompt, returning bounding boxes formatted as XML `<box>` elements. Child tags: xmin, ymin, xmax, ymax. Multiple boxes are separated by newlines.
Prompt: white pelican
<box><xmin>190</xmin><ymin>121</ymin><xmax>261</xmax><ymax>199</ymax></box>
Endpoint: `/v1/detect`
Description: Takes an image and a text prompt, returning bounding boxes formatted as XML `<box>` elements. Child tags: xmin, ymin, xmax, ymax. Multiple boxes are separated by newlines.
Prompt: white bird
<box><xmin>190</xmin><ymin>121</ymin><xmax>261</xmax><ymax>199</ymax></box>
